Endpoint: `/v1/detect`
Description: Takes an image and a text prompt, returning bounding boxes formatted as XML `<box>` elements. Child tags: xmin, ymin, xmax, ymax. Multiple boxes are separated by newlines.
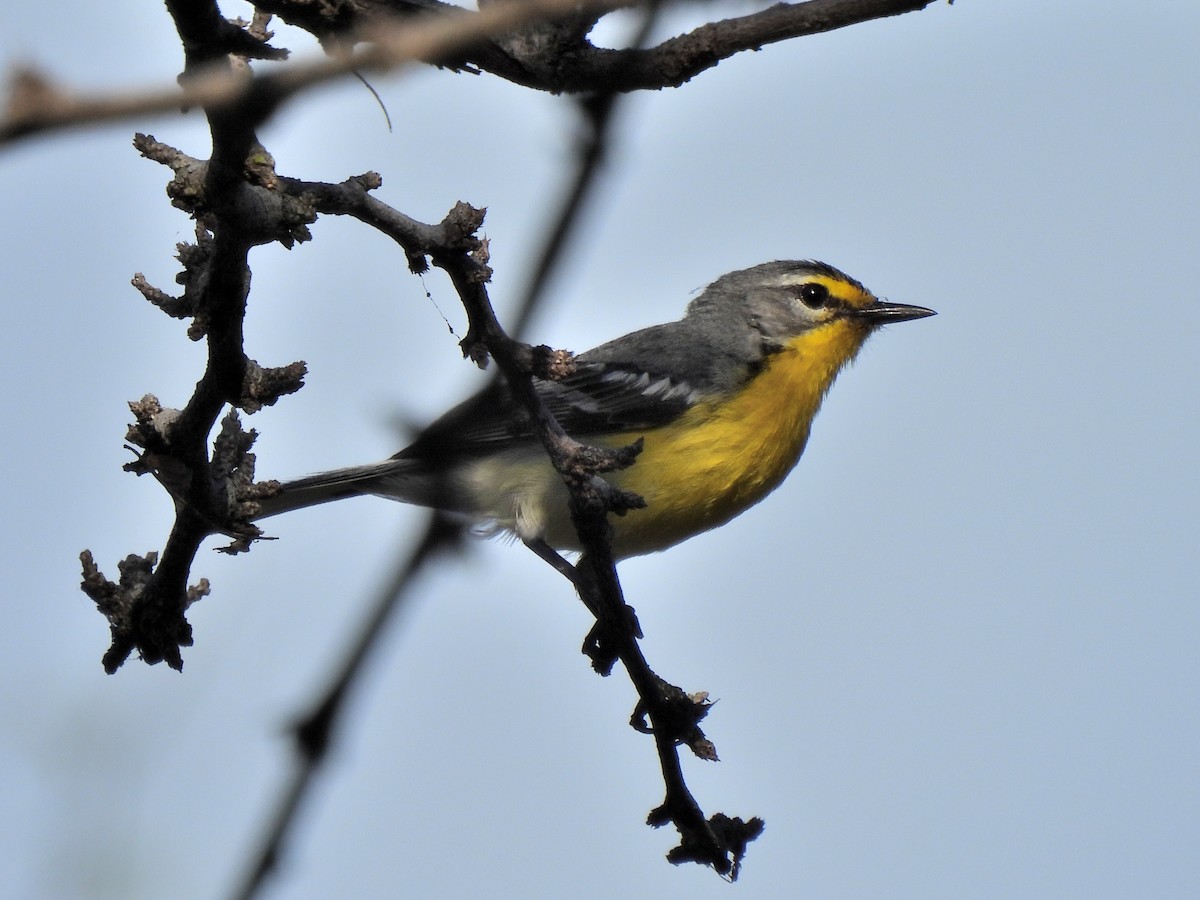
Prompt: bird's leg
<box><xmin>573</xmin><ymin>552</ymin><xmax>642</xmax><ymax>675</ymax></box>
<box><xmin>522</xmin><ymin>540</ymin><xmax>642</xmax><ymax>674</ymax></box>
<box><xmin>523</xmin><ymin>539</ymin><xmax>582</xmax><ymax>588</ymax></box>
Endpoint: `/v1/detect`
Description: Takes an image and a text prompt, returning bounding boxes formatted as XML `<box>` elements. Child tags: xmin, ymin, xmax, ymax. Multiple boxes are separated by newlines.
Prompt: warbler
<box><xmin>257</xmin><ymin>260</ymin><xmax>934</xmax><ymax>558</ymax></box>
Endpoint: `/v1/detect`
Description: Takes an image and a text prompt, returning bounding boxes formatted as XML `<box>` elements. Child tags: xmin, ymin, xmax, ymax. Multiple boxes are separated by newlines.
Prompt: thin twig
<box><xmin>228</xmin><ymin>513</ymin><xmax>463</xmax><ymax>900</ymax></box>
<box><xmin>0</xmin><ymin>0</ymin><xmax>628</xmax><ymax>145</ymax></box>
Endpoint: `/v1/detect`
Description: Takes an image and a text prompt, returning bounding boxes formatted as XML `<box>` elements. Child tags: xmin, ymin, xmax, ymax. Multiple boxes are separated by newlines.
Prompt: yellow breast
<box><xmin>595</xmin><ymin>319</ymin><xmax>871</xmax><ymax>556</ymax></box>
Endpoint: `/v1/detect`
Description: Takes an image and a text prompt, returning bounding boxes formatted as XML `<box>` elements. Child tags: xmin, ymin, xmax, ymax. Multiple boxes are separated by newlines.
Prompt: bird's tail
<box><xmin>253</xmin><ymin>458</ymin><xmax>431</xmax><ymax>520</ymax></box>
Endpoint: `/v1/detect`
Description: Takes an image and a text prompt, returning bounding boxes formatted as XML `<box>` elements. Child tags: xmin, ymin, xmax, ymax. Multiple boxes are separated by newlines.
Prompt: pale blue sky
<box><xmin>1</xmin><ymin>2</ymin><xmax>1197</xmax><ymax>898</ymax></box>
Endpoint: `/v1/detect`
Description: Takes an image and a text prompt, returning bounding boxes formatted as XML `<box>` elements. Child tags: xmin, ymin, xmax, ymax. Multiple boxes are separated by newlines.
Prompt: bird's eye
<box><xmin>797</xmin><ymin>282</ymin><xmax>829</xmax><ymax>309</ymax></box>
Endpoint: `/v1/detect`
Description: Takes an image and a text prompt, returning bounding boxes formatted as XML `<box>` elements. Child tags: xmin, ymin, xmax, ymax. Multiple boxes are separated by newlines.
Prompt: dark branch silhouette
<box><xmin>14</xmin><ymin>0</ymin><xmax>944</xmax><ymax>891</ymax></box>
<box><xmin>0</xmin><ymin>1</ymin><xmax>937</xmax><ymax>146</ymax></box>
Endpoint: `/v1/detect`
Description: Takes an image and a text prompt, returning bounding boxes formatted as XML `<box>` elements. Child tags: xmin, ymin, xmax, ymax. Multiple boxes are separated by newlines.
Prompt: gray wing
<box><xmin>398</xmin><ymin>322</ymin><xmax>732</xmax><ymax>461</ymax></box>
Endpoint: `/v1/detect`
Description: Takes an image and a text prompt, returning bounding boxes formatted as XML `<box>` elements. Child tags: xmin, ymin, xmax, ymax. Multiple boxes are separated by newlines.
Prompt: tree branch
<box><xmin>259</xmin><ymin>0</ymin><xmax>939</xmax><ymax>92</ymax></box>
<box><xmin>228</xmin><ymin>513</ymin><xmax>465</xmax><ymax>900</ymax></box>
<box><xmin>1</xmin><ymin>0</ymin><xmax>938</xmax><ymax>146</ymax></box>
<box><xmin>0</xmin><ymin>0</ymin><xmax>628</xmax><ymax>146</ymax></box>
<box><xmin>58</xmin><ymin>0</ymin><xmax>943</xmax><ymax>883</ymax></box>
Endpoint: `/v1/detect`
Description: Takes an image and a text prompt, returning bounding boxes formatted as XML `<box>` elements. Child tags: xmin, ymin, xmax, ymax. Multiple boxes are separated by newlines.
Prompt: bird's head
<box><xmin>693</xmin><ymin>260</ymin><xmax>935</xmax><ymax>355</ymax></box>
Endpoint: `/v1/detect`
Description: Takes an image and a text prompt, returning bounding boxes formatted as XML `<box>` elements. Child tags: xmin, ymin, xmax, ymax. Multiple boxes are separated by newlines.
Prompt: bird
<box><xmin>255</xmin><ymin>260</ymin><xmax>934</xmax><ymax>559</ymax></box>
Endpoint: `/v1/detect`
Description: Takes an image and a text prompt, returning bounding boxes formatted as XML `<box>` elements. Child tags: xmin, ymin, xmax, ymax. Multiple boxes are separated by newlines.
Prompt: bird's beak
<box><xmin>853</xmin><ymin>300</ymin><xmax>937</xmax><ymax>324</ymax></box>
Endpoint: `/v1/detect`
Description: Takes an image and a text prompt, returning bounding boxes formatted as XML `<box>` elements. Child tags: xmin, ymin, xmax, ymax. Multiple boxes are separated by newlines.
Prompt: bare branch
<box><xmin>228</xmin><ymin>513</ymin><xmax>465</xmax><ymax>900</ymax></box>
<box><xmin>275</xmin><ymin>151</ymin><xmax>762</xmax><ymax>872</ymax></box>
<box><xmin>261</xmin><ymin>0</ymin><xmax>940</xmax><ymax>92</ymax></box>
<box><xmin>57</xmin><ymin>0</ymin><xmax>944</xmax><ymax>882</ymax></box>
<box><xmin>2</xmin><ymin>0</ymin><xmax>938</xmax><ymax>146</ymax></box>
<box><xmin>0</xmin><ymin>0</ymin><xmax>629</xmax><ymax>146</ymax></box>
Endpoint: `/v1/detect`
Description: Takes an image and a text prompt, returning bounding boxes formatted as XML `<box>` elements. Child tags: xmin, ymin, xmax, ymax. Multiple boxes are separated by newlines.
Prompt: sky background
<box><xmin>1</xmin><ymin>1</ymin><xmax>1197</xmax><ymax>898</ymax></box>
